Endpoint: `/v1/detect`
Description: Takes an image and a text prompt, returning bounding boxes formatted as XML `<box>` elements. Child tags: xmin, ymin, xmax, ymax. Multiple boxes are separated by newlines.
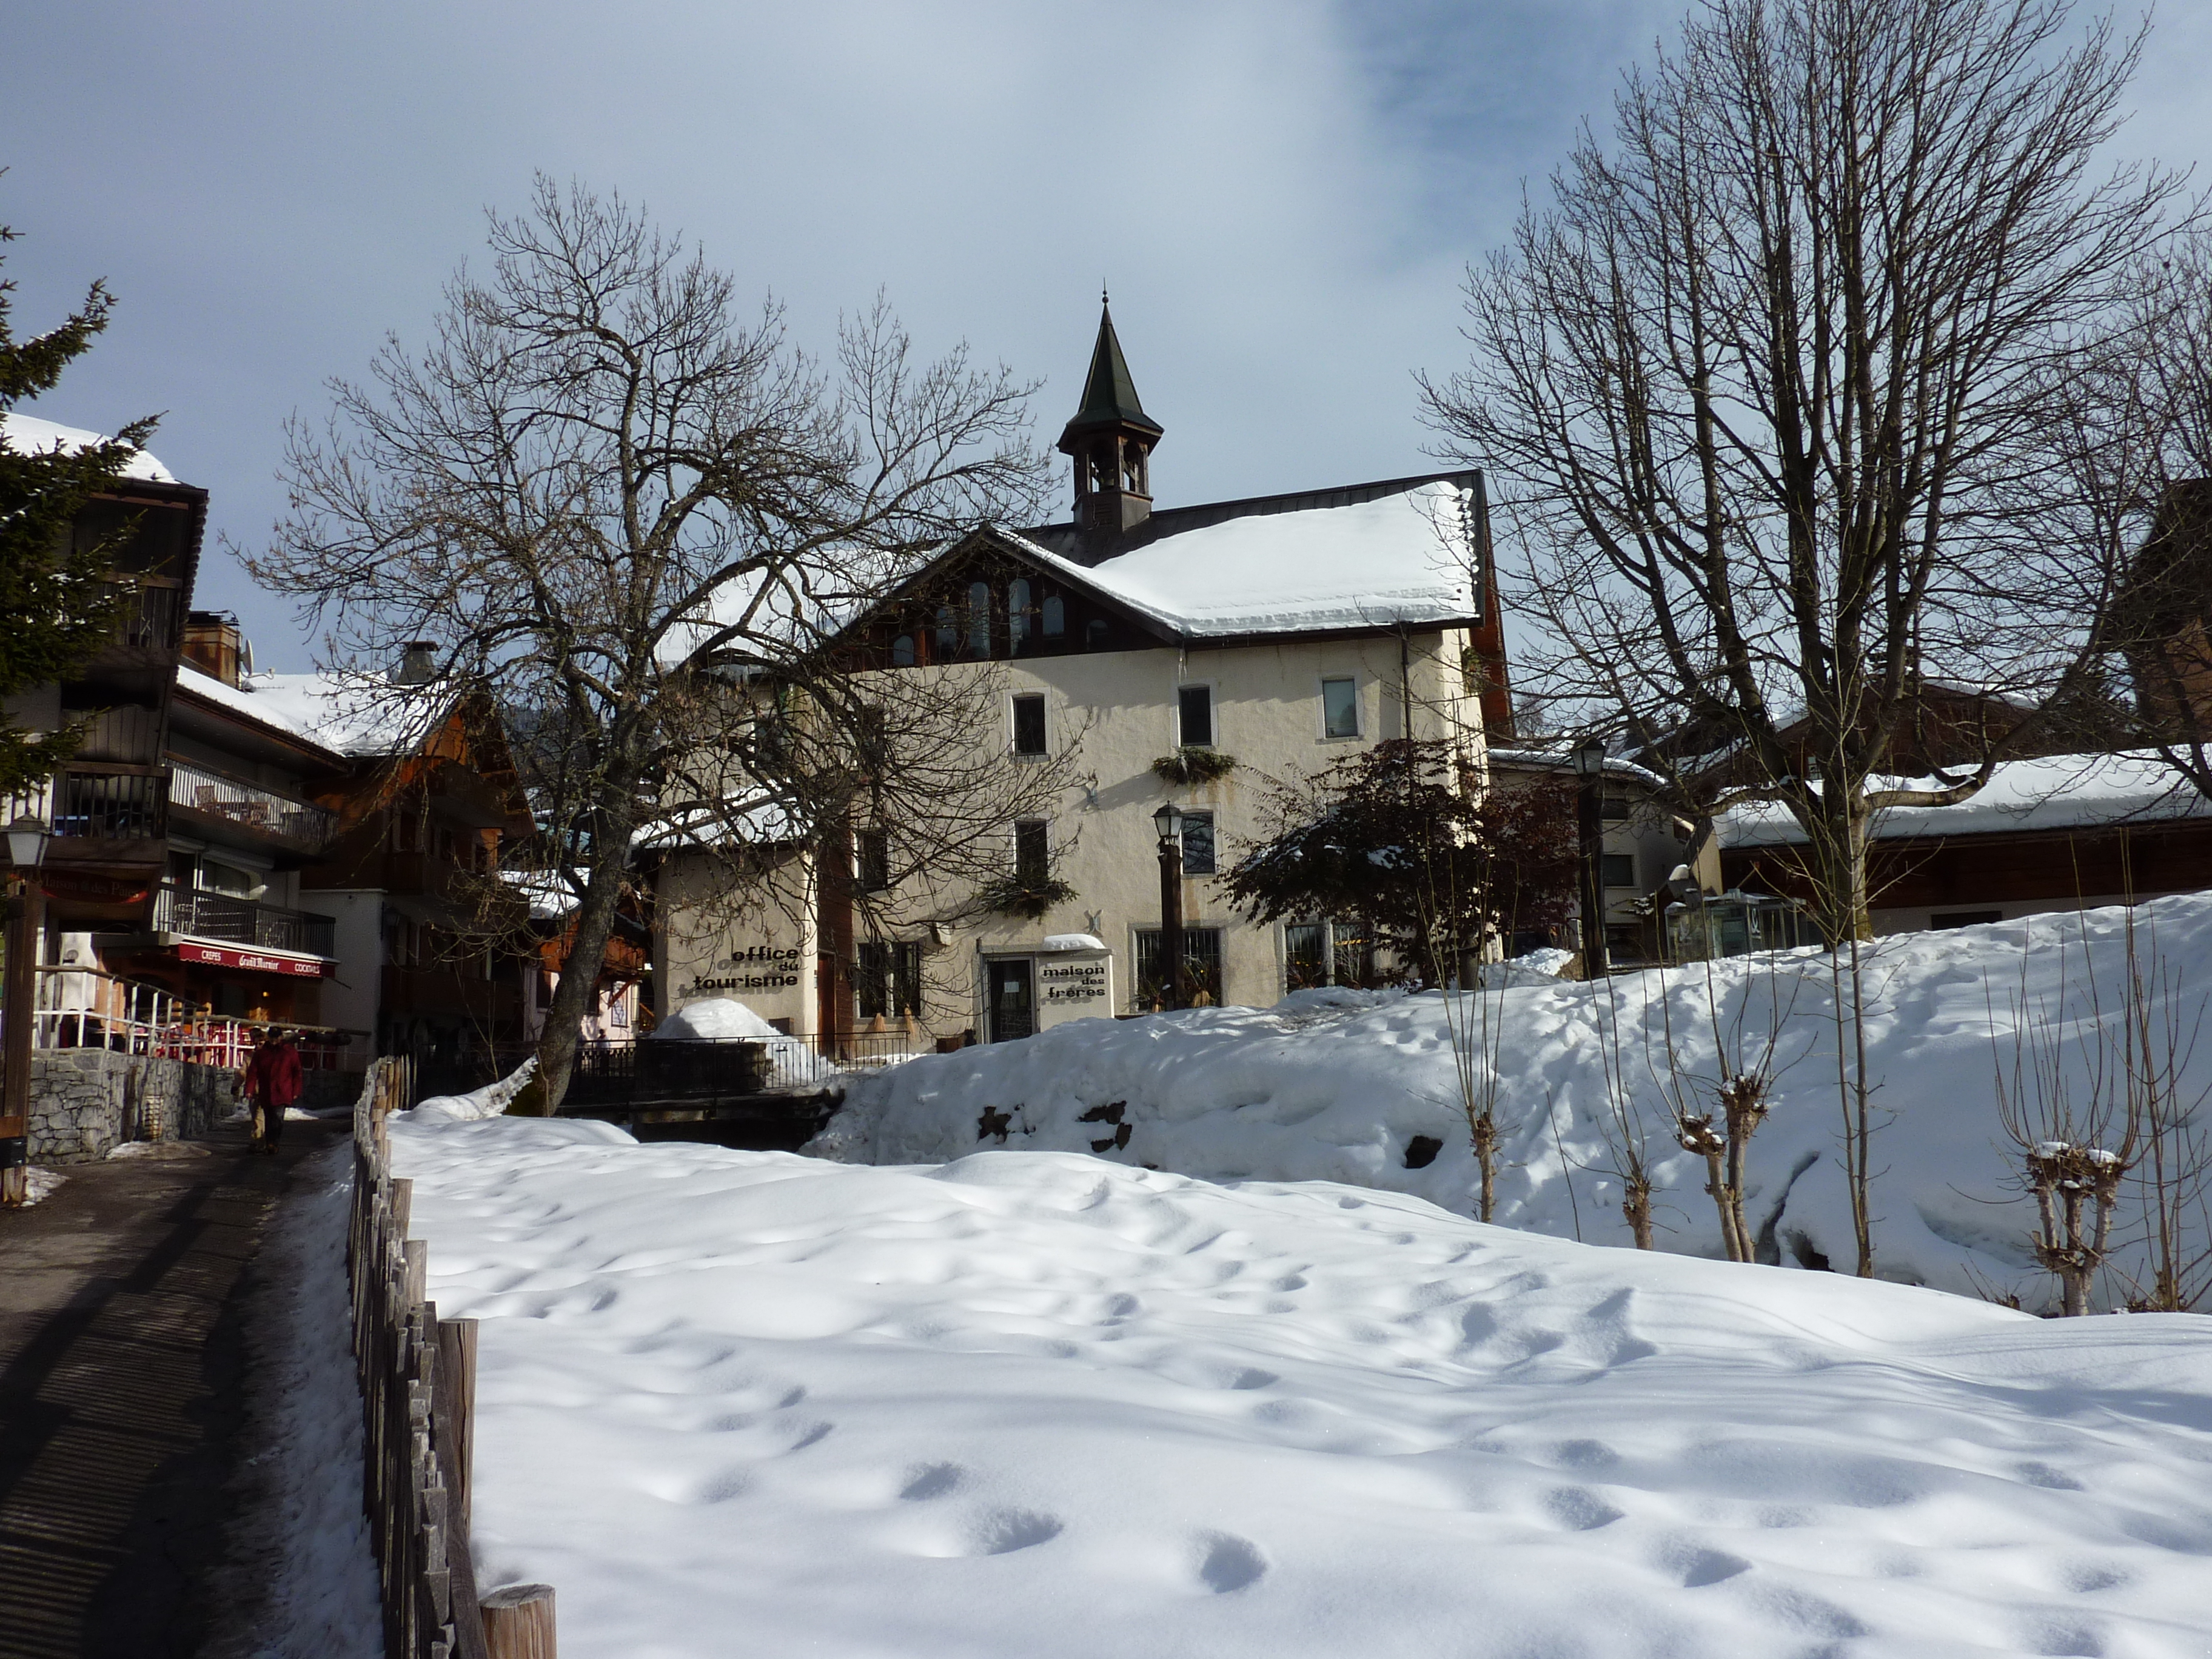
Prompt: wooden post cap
<box><xmin>481</xmin><ymin>1582</ymin><xmax>556</xmax><ymax>1659</ymax></box>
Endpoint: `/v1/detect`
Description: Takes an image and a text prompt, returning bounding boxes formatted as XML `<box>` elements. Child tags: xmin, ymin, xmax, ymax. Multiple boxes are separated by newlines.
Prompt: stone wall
<box><xmin>29</xmin><ymin>1050</ymin><xmax>239</xmax><ymax>1164</ymax></box>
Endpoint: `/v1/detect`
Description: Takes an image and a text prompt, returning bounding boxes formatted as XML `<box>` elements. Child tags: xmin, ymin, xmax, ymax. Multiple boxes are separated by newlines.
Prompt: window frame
<box><xmin>1133</xmin><ymin>925</ymin><xmax>1225</xmax><ymax>1011</ymax></box>
<box><xmin>1012</xmin><ymin>818</ymin><xmax>1050</xmax><ymax>888</ymax></box>
<box><xmin>1319</xmin><ymin>674</ymin><xmax>1359</xmax><ymax>740</ymax></box>
<box><xmin>856</xmin><ymin>827</ymin><xmax>891</xmax><ymax>893</ymax></box>
<box><xmin>1179</xmin><ymin>809</ymin><xmax>1216</xmax><ymax>876</ymax></box>
<box><xmin>1600</xmin><ymin>851</ymin><xmax>1637</xmax><ymax>890</ymax></box>
<box><xmin>1010</xmin><ymin>692</ymin><xmax>1047</xmax><ymax>758</ymax></box>
<box><xmin>1177</xmin><ymin>682</ymin><xmax>1215</xmax><ymax>749</ymax></box>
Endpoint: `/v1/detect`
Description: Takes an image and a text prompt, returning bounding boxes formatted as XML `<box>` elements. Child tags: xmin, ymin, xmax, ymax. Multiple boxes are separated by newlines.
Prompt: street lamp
<box><xmin>1569</xmin><ymin>740</ymin><xmax>1609</xmax><ymax>980</ymax></box>
<box><xmin>2</xmin><ymin>814</ymin><xmax>50</xmax><ymax>1207</ymax></box>
<box><xmin>1151</xmin><ymin>802</ymin><xmax>1185</xmax><ymax>1012</ymax></box>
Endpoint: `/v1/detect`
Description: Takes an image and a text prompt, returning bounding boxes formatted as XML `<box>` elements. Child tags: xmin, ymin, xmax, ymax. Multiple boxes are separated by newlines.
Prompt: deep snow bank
<box><xmin>392</xmin><ymin>1116</ymin><xmax>2212</xmax><ymax>1659</ymax></box>
<box><xmin>818</xmin><ymin>894</ymin><xmax>2212</xmax><ymax>1309</ymax></box>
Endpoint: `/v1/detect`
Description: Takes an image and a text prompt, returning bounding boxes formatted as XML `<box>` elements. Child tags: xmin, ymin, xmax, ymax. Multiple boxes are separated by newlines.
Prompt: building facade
<box><xmin>654</xmin><ymin>305</ymin><xmax>1503</xmax><ymax>1044</ymax></box>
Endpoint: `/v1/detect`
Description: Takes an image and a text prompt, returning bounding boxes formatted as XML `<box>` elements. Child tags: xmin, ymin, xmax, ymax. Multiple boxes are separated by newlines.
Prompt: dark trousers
<box><xmin>252</xmin><ymin>1096</ymin><xmax>286</xmax><ymax>1148</ymax></box>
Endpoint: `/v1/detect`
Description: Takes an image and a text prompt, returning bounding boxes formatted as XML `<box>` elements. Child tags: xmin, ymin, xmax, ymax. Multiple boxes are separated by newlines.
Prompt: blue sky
<box><xmin>2</xmin><ymin>1</ymin><xmax>2196</xmax><ymax>668</ymax></box>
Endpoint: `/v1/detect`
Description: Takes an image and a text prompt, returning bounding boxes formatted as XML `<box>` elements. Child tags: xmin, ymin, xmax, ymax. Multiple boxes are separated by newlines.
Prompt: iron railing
<box><xmin>155</xmin><ymin>883</ymin><xmax>338</xmax><ymax>959</ymax></box>
<box><xmin>26</xmin><ymin>964</ymin><xmax>360</xmax><ymax>1070</ymax></box>
<box><xmin>28</xmin><ymin>768</ymin><xmax>169</xmax><ymax>842</ymax></box>
<box><xmin>169</xmin><ymin>757</ymin><xmax>338</xmax><ymax>848</ymax></box>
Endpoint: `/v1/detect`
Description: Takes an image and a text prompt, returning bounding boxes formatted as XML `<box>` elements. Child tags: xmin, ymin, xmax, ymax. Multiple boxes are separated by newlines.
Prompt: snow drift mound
<box><xmin>817</xmin><ymin>894</ymin><xmax>2212</xmax><ymax>1309</ymax></box>
<box><xmin>392</xmin><ymin>1116</ymin><xmax>2212</xmax><ymax>1659</ymax></box>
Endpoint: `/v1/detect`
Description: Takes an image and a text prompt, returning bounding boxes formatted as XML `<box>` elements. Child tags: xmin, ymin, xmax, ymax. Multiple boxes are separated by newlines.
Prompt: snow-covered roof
<box><xmin>1</xmin><ymin>412</ymin><xmax>177</xmax><ymax>483</ymax></box>
<box><xmin>1718</xmin><ymin>752</ymin><xmax>2212</xmax><ymax>848</ymax></box>
<box><xmin>1007</xmin><ymin>479</ymin><xmax>1477</xmax><ymax>640</ymax></box>
<box><xmin>175</xmin><ymin>663</ymin><xmax>447</xmax><ymax>759</ymax></box>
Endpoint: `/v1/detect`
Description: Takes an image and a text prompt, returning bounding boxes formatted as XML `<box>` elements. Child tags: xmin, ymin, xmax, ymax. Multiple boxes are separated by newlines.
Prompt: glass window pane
<box><xmin>1009</xmin><ymin>580</ymin><xmax>1032</xmax><ymax>652</ymax></box>
<box><xmin>1284</xmin><ymin>922</ymin><xmax>1327</xmax><ymax>990</ymax></box>
<box><xmin>1601</xmin><ymin>853</ymin><xmax>1636</xmax><ymax>888</ymax></box>
<box><xmin>1042</xmin><ymin>595</ymin><xmax>1065</xmax><ymax>637</ymax></box>
<box><xmin>1012</xmin><ymin>694</ymin><xmax>1047</xmax><ymax>756</ymax></box>
<box><xmin>1178</xmin><ymin>685</ymin><xmax>1213</xmax><ymax>748</ymax></box>
<box><xmin>968</xmin><ymin>582</ymin><xmax>992</xmax><ymax>655</ymax></box>
<box><xmin>1180</xmin><ymin>811</ymin><xmax>1215</xmax><ymax>875</ymax></box>
<box><xmin>891</xmin><ymin>634</ymin><xmax>915</xmax><ymax>667</ymax></box>
<box><xmin>936</xmin><ymin>606</ymin><xmax>957</xmax><ymax>654</ymax></box>
<box><xmin>1014</xmin><ymin>820</ymin><xmax>1048</xmax><ymax>886</ymax></box>
<box><xmin>1321</xmin><ymin>677</ymin><xmax>1358</xmax><ymax>739</ymax></box>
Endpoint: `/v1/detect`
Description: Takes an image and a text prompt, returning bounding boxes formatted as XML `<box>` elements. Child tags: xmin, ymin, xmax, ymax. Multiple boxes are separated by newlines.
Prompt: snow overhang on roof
<box><xmin>1</xmin><ymin>412</ymin><xmax>177</xmax><ymax>483</ymax></box>
<box><xmin>175</xmin><ymin>663</ymin><xmax>451</xmax><ymax>760</ymax></box>
<box><xmin>1717</xmin><ymin>752</ymin><xmax>2212</xmax><ymax>848</ymax></box>
<box><xmin>1000</xmin><ymin>477</ymin><xmax>1479</xmax><ymax>642</ymax></box>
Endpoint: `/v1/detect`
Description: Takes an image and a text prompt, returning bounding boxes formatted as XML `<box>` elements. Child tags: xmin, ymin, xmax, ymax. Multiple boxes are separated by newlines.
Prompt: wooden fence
<box><xmin>350</xmin><ymin>1054</ymin><xmax>558</xmax><ymax>1659</ymax></box>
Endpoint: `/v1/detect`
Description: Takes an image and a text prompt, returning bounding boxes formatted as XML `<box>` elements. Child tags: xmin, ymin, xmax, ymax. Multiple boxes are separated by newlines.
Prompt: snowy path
<box><xmin>394</xmin><ymin>1116</ymin><xmax>2212</xmax><ymax>1658</ymax></box>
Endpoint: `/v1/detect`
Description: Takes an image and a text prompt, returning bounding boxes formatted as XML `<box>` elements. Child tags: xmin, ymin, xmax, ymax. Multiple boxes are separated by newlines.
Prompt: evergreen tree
<box><xmin>0</xmin><ymin>214</ymin><xmax>156</xmax><ymax>796</ymax></box>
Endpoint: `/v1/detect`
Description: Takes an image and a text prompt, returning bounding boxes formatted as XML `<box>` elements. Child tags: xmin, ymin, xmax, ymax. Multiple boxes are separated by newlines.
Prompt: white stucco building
<box><xmin>652</xmin><ymin>305</ymin><xmax>1512</xmax><ymax>1045</ymax></box>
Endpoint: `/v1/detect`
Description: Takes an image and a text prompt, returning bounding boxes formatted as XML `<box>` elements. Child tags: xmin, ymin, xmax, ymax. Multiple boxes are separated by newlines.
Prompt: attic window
<box><xmin>1084</xmin><ymin>618</ymin><xmax>1107</xmax><ymax>651</ymax></box>
<box><xmin>968</xmin><ymin>581</ymin><xmax>992</xmax><ymax>656</ymax></box>
<box><xmin>1009</xmin><ymin>579</ymin><xmax>1035</xmax><ymax>653</ymax></box>
<box><xmin>891</xmin><ymin>634</ymin><xmax>916</xmax><ymax>667</ymax></box>
<box><xmin>1042</xmin><ymin>595</ymin><xmax>1066</xmax><ymax>638</ymax></box>
<box><xmin>936</xmin><ymin>606</ymin><xmax>957</xmax><ymax>657</ymax></box>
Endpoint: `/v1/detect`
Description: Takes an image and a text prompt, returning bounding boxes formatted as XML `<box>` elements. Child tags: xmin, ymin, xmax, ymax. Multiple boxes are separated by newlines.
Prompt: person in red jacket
<box><xmin>243</xmin><ymin>1027</ymin><xmax>303</xmax><ymax>1155</ymax></box>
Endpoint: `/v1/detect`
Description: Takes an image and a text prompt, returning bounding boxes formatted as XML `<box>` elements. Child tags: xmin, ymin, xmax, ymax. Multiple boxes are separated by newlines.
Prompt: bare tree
<box><xmin>1421</xmin><ymin>0</ymin><xmax>2184</xmax><ymax>937</ymax></box>
<box><xmin>252</xmin><ymin>178</ymin><xmax>1067</xmax><ymax>1110</ymax></box>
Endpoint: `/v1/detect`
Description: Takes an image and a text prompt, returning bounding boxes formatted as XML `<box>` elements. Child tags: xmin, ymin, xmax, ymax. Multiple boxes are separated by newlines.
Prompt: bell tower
<box><xmin>1057</xmin><ymin>295</ymin><xmax>1163</xmax><ymax>535</ymax></box>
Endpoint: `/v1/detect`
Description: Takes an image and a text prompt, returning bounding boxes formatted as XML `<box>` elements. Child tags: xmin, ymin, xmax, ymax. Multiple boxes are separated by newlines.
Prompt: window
<box><xmin>1009</xmin><ymin>579</ymin><xmax>1034</xmax><ymax>653</ymax></box>
<box><xmin>1180</xmin><ymin>810</ymin><xmax>1216</xmax><ymax>875</ymax></box>
<box><xmin>935</xmin><ymin>606</ymin><xmax>957</xmax><ymax>657</ymax></box>
<box><xmin>1600</xmin><ymin>853</ymin><xmax>1637</xmax><ymax>889</ymax></box>
<box><xmin>968</xmin><ymin>581</ymin><xmax>993</xmax><ymax>656</ymax></box>
<box><xmin>857</xmin><ymin>828</ymin><xmax>890</xmax><ymax>893</ymax></box>
<box><xmin>857</xmin><ymin>940</ymin><xmax>923</xmax><ymax>1019</ymax></box>
<box><xmin>1084</xmin><ymin>618</ymin><xmax>1108</xmax><ymax>651</ymax></box>
<box><xmin>1178</xmin><ymin>684</ymin><xmax>1214</xmax><ymax>749</ymax></box>
<box><xmin>1284</xmin><ymin>923</ymin><xmax>1328</xmax><ymax>990</ymax></box>
<box><xmin>1134</xmin><ymin>927</ymin><xmax>1224</xmax><ymax>1010</ymax></box>
<box><xmin>1601</xmin><ymin>793</ymin><xmax>1632</xmax><ymax>822</ymax></box>
<box><xmin>1013</xmin><ymin>819</ymin><xmax>1050</xmax><ymax>887</ymax></box>
<box><xmin>1011</xmin><ymin>693</ymin><xmax>1047</xmax><ymax>757</ymax></box>
<box><xmin>1321</xmin><ymin>676</ymin><xmax>1358</xmax><ymax>739</ymax></box>
<box><xmin>1042</xmin><ymin>594</ymin><xmax>1066</xmax><ymax>638</ymax></box>
<box><xmin>891</xmin><ymin>634</ymin><xmax>916</xmax><ymax>667</ymax></box>
<box><xmin>1332</xmin><ymin>922</ymin><xmax>1381</xmax><ymax>989</ymax></box>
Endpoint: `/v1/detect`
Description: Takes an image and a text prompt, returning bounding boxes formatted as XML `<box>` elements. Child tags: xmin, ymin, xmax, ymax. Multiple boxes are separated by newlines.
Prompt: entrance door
<box><xmin>987</xmin><ymin>958</ymin><xmax>1034</xmax><ymax>1043</ymax></box>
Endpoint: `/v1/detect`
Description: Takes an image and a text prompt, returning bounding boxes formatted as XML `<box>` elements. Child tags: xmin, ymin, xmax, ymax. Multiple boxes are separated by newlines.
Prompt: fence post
<box><xmin>481</xmin><ymin>1584</ymin><xmax>556</xmax><ymax>1659</ymax></box>
<box><xmin>437</xmin><ymin>1318</ymin><xmax>478</xmax><ymax>1534</ymax></box>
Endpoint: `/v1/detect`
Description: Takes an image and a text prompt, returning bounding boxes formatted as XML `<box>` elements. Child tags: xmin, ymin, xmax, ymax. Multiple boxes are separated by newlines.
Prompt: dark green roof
<box><xmin>1057</xmin><ymin>303</ymin><xmax>1162</xmax><ymax>451</ymax></box>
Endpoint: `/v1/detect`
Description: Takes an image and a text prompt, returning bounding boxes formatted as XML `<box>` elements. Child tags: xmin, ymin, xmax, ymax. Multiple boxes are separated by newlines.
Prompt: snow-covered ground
<box><xmin>392</xmin><ymin>1118</ymin><xmax>2212</xmax><ymax>1658</ymax></box>
<box><xmin>820</xmin><ymin>894</ymin><xmax>2212</xmax><ymax>1312</ymax></box>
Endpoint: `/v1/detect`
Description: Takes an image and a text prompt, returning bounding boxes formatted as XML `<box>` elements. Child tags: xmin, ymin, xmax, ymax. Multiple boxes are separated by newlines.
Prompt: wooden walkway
<box><xmin>0</xmin><ymin>1122</ymin><xmax>334</xmax><ymax>1658</ymax></box>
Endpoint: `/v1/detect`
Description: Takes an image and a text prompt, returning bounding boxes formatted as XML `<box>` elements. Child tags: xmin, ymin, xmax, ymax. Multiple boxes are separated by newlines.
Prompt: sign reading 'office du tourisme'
<box><xmin>686</xmin><ymin>944</ymin><xmax>804</xmax><ymax>994</ymax></box>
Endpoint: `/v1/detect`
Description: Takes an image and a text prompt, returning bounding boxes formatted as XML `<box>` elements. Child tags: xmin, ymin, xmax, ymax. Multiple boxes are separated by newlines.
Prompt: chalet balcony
<box><xmin>168</xmin><ymin>758</ymin><xmax>338</xmax><ymax>852</ymax></box>
<box><xmin>154</xmin><ymin>883</ymin><xmax>337</xmax><ymax>960</ymax></box>
<box><xmin>5</xmin><ymin>768</ymin><xmax>170</xmax><ymax>866</ymax></box>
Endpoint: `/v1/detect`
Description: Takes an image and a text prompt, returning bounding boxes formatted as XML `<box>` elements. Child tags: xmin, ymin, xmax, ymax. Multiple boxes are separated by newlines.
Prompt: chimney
<box><xmin>396</xmin><ymin>640</ymin><xmax>439</xmax><ymax>686</ymax></box>
<box><xmin>182</xmin><ymin>611</ymin><xmax>246</xmax><ymax>689</ymax></box>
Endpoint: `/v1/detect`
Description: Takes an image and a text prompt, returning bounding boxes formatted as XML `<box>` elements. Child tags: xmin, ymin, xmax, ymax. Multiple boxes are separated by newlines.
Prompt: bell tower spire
<box><xmin>1056</xmin><ymin>296</ymin><xmax>1163</xmax><ymax>535</ymax></box>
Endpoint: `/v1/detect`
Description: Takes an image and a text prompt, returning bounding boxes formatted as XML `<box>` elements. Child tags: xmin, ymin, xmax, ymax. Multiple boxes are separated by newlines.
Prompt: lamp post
<box><xmin>2</xmin><ymin>815</ymin><xmax>52</xmax><ymax>1207</ymax></box>
<box><xmin>1151</xmin><ymin>801</ymin><xmax>1184</xmax><ymax>1012</ymax></box>
<box><xmin>1570</xmin><ymin>739</ymin><xmax>1609</xmax><ymax>981</ymax></box>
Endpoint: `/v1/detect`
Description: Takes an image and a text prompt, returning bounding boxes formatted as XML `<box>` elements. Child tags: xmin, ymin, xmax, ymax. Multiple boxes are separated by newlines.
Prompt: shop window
<box><xmin>1178</xmin><ymin>684</ymin><xmax>1214</xmax><ymax>749</ymax></box>
<box><xmin>1011</xmin><ymin>694</ymin><xmax>1047</xmax><ymax>757</ymax></box>
<box><xmin>1321</xmin><ymin>676</ymin><xmax>1358</xmax><ymax>739</ymax></box>
<box><xmin>1133</xmin><ymin>927</ymin><xmax>1224</xmax><ymax>1010</ymax></box>
<box><xmin>1180</xmin><ymin>810</ymin><xmax>1216</xmax><ymax>875</ymax></box>
<box><xmin>1284</xmin><ymin>922</ymin><xmax>1329</xmax><ymax>990</ymax></box>
<box><xmin>1013</xmin><ymin>819</ymin><xmax>1050</xmax><ymax>887</ymax></box>
<box><xmin>857</xmin><ymin>940</ymin><xmax>923</xmax><ymax>1019</ymax></box>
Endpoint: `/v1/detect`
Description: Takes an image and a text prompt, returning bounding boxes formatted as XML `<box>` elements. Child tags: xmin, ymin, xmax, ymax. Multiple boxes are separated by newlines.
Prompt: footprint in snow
<box><xmin>1543</xmin><ymin>1487</ymin><xmax>1624</xmax><ymax>1532</ymax></box>
<box><xmin>899</xmin><ymin>1463</ymin><xmax>965</xmax><ymax>1501</ymax></box>
<box><xmin>1658</xmin><ymin>1541</ymin><xmax>1751</xmax><ymax>1589</ymax></box>
<box><xmin>968</xmin><ymin>1509</ymin><xmax>1063</xmax><ymax>1555</ymax></box>
<box><xmin>1195</xmin><ymin>1532</ymin><xmax>1267</xmax><ymax>1594</ymax></box>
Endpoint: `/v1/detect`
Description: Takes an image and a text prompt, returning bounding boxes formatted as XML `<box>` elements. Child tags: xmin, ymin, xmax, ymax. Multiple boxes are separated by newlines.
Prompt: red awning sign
<box><xmin>173</xmin><ymin>941</ymin><xmax>334</xmax><ymax>978</ymax></box>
